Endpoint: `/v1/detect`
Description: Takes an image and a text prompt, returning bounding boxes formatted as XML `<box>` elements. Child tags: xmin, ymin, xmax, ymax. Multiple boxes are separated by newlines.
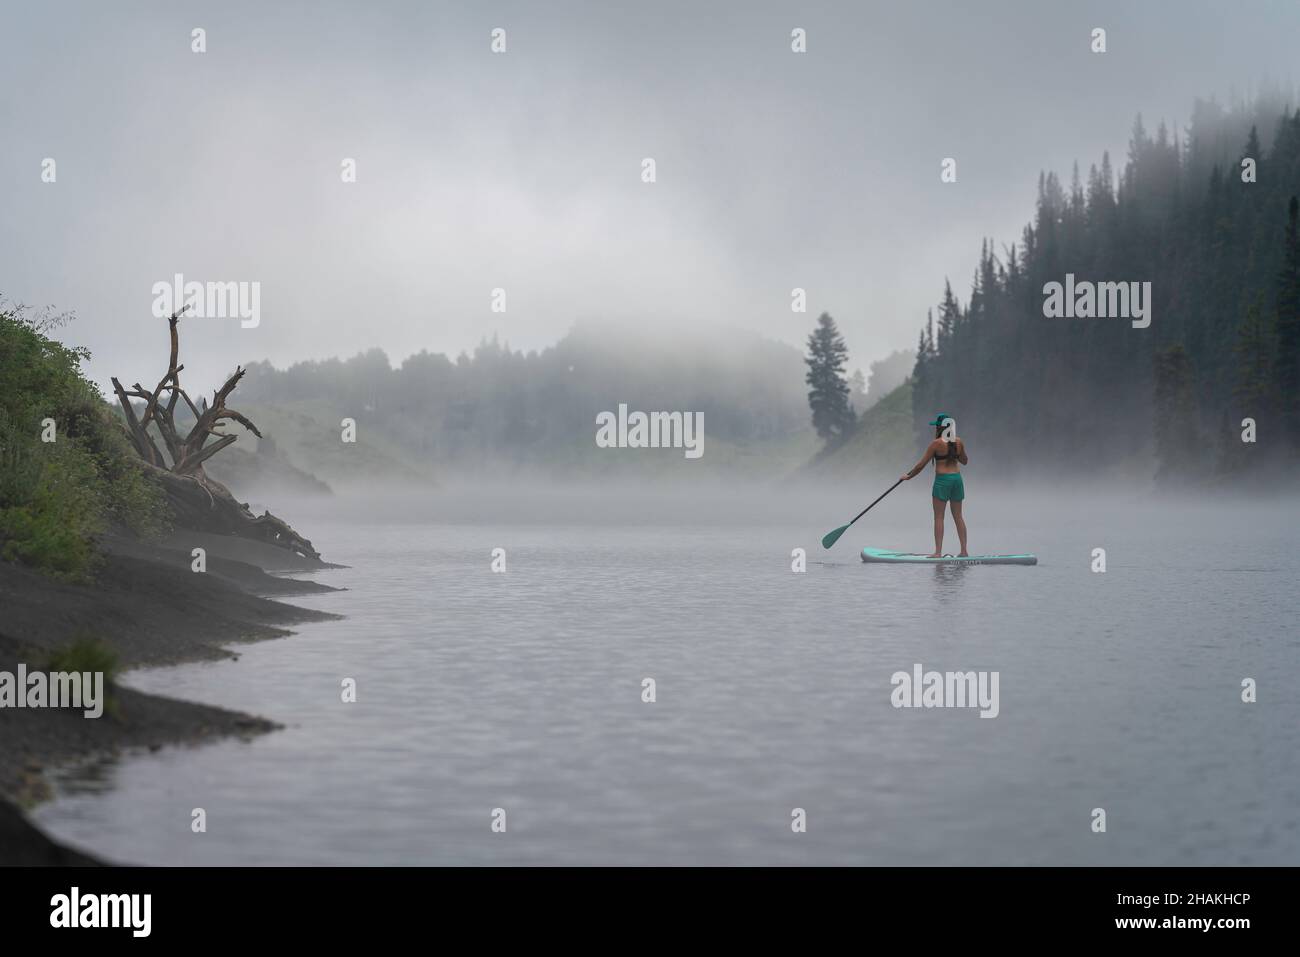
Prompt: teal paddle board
<box><xmin>862</xmin><ymin>547</ymin><xmax>1037</xmax><ymax>566</ymax></box>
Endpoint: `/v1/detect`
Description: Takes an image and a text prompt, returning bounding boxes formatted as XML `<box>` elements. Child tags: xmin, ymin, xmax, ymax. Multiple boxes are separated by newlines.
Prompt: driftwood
<box><xmin>111</xmin><ymin>308</ymin><xmax>321</xmax><ymax>561</ymax></box>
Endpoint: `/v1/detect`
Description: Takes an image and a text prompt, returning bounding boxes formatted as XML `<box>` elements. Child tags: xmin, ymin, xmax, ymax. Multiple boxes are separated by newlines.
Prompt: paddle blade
<box><xmin>821</xmin><ymin>524</ymin><xmax>850</xmax><ymax>549</ymax></box>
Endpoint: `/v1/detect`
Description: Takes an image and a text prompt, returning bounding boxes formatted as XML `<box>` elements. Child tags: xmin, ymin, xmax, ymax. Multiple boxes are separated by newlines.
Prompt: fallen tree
<box><xmin>111</xmin><ymin>308</ymin><xmax>321</xmax><ymax>561</ymax></box>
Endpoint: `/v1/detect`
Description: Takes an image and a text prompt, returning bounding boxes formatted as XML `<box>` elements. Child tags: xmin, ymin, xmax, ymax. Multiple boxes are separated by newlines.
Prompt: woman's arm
<box><xmin>901</xmin><ymin>441</ymin><xmax>937</xmax><ymax>480</ymax></box>
<box><xmin>957</xmin><ymin>438</ymin><xmax>969</xmax><ymax>465</ymax></box>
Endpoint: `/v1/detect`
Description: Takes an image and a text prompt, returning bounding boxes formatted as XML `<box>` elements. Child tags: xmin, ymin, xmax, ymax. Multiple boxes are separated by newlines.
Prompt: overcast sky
<box><xmin>3</xmin><ymin>0</ymin><xmax>1297</xmax><ymax>394</ymax></box>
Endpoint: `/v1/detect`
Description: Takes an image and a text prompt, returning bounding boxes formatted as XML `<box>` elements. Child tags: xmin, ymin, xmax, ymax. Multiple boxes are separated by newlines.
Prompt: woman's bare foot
<box><xmin>958</xmin><ymin>552</ymin><xmax>969</xmax><ymax>557</ymax></box>
<box><xmin>926</xmin><ymin>553</ymin><xmax>942</xmax><ymax>558</ymax></box>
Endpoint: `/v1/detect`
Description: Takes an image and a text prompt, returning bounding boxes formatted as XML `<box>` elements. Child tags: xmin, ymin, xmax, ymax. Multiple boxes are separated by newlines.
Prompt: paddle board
<box><xmin>861</xmin><ymin>547</ymin><xmax>1037</xmax><ymax>566</ymax></box>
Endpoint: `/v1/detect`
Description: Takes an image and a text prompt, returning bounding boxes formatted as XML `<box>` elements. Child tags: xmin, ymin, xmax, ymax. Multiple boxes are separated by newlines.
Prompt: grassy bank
<box><xmin>799</xmin><ymin>379</ymin><xmax>916</xmax><ymax>481</ymax></box>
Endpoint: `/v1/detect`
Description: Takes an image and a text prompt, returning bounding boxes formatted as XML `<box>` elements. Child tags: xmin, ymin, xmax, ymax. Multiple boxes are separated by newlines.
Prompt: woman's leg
<box><xmin>929</xmin><ymin>497</ymin><xmax>945</xmax><ymax>557</ymax></box>
<box><xmin>951</xmin><ymin>500</ymin><xmax>968</xmax><ymax>556</ymax></box>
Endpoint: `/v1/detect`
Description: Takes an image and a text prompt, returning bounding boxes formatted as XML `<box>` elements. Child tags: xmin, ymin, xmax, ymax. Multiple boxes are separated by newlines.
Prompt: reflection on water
<box><xmin>50</xmin><ymin>754</ymin><xmax>125</xmax><ymax>798</ymax></box>
<box><xmin>931</xmin><ymin>563</ymin><xmax>971</xmax><ymax>589</ymax></box>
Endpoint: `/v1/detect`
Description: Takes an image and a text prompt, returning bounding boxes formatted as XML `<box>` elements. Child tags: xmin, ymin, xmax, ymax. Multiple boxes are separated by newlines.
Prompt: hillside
<box><xmin>209</xmin><ymin>400</ymin><xmax>433</xmax><ymax>490</ymax></box>
<box><xmin>803</xmin><ymin>379</ymin><xmax>916</xmax><ymax>480</ymax></box>
<box><xmin>201</xmin><ymin>435</ymin><xmax>334</xmax><ymax>498</ymax></box>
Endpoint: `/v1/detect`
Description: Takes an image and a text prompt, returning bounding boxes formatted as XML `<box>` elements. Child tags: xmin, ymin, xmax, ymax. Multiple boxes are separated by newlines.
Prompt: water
<box><xmin>32</xmin><ymin>490</ymin><xmax>1300</xmax><ymax>865</ymax></box>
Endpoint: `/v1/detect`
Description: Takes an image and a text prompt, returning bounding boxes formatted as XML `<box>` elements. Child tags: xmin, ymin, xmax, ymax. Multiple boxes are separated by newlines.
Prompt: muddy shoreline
<box><xmin>0</xmin><ymin>530</ymin><xmax>344</xmax><ymax>865</ymax></box>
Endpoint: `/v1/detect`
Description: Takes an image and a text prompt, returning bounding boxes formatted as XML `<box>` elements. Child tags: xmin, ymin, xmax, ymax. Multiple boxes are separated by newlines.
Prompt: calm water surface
<box><xmin>33</xmin><ymin>493</ymin><xmax>1300</xmax><ymax>864</ymax></box>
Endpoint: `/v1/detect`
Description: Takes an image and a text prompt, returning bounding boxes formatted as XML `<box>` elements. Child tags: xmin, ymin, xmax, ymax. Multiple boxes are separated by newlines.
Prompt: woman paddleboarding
<box><xmin>901</xmin><ymin>413</ymin><xmax>968</xmax><ymax>558</ymax></box>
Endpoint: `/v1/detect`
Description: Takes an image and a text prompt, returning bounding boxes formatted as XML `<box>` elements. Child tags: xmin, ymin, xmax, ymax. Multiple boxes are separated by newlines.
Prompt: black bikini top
<box><xmin>933</xmin><ymin>440</ymin><xmax>958</xmax><ymax>463</ymax></box>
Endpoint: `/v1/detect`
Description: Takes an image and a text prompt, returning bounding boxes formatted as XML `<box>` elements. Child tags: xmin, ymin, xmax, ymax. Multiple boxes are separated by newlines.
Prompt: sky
<box><xmin>2</xmin><ymin>0</ymin><xmax>1297</xmax><ymax>394</ymax></box>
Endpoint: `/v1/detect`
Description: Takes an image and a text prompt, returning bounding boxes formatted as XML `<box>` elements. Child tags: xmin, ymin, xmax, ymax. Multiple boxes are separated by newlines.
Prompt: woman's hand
<box><xmin>900</xmin><ymin>473</ymin><xmax>912</xmax><ymax>482</ymax></box>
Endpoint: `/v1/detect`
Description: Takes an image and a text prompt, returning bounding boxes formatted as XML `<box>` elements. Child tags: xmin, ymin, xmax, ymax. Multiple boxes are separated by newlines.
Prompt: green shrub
<box><xmin>0</xmin><ymin>302</ymin><xmax>170</xmax><ymax>579</ymax></box>
<box><xmin>46</xmin><ymin>636</ymin><xmax>120</xmax><ymax>684</ymax></box>
<box><xmin>0</xmin><ymin>440</ymin><xmax>101</xmax><ymax>575</ymax></box>
<box><xmin>47</xmin><ymin>636</ymin><xmax>122</xmax><ymax>719</ymax></box>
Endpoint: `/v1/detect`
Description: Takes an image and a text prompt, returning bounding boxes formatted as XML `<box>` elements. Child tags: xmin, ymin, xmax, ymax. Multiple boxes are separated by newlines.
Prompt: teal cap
<box><xmin>928</xmin><ymin>412</ymin><xmax>952</xmax><ymax>426</ymax></box>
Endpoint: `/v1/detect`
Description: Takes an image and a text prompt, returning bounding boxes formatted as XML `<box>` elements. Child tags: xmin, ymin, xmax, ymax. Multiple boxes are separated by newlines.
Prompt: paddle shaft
<box><xmin>847</xmin><ymin>478</ymin><xmax>903</xmax><ymax>527</ymax></box>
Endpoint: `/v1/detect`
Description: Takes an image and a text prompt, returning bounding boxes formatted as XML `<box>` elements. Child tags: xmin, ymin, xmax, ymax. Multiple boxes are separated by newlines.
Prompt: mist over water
<box><xmin>5</xmin><ymin>0</ymin><xmax>1298</xmax><ymax>882</ymax></box>
<box><xmin>34</xmin><ymin>485</ymin><xmax>1300</xmax><ymax>865</ymax></box>
<box><xmin>235</xmin><ymin>467</ymin><xmax>1192</xmax><ymax>524</ymax></box>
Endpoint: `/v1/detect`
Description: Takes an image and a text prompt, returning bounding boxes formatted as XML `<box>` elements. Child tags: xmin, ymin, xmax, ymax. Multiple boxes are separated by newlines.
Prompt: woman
<box><xmin>900</xmin><ymin>413</ymin><xmax>968</xmax><ymax>558</ymax></box>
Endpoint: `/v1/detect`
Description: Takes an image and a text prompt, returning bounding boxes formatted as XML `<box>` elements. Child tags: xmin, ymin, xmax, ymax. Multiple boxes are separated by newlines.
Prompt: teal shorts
<box><xmin>932</xmin><ymin>473</ymin><xmax>965</xmax><ymax>502</ymax></box>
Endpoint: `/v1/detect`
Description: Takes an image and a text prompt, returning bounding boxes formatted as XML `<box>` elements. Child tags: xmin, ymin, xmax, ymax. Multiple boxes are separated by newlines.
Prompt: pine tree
<box><xmin>1244</xmin><ymin>125</ymin><xmax>1261</xmax><ymax>166</ymax></box>
<box><xmin>1276</xmin><ymin>196</ymin><xmax>1300</xmax><ymax>448</ymax></box>
<box><xmin>849</xmin><ymin>368</ymin><xmax>867</xmax><ymax>413</ymax></box>
<box><xmin>1229</xmin><ymin>292</ymin><xmax>1275</xmax><ymax>470</ymax></box>
<box><xmin>805</xmin><ymin>313</ymin><xmax>855</xmax><ymax>444</ymax></box>
<box><xmin>1153</xmin><ymin>344</ymin><xmax>1199</xmax><ymax>480</ymax></box>
<box><xmin>911</xmin><ymin>317</ymin><xmax>933</xmax><ymax>446</ymax></box>
<box><xmin>1233</xmin><ymin>293</ymin><xmax>1274</xmax><ymax>411</ymax></box>
<box><xmin>1069</xmin><ymin>161</ymin><xmax>1086</xmax><ymax>221</ymax></box>
<box><xmin>936</xmin><ymin>280</ymin><xmax>960</xmax><ymax>351</ymax></box>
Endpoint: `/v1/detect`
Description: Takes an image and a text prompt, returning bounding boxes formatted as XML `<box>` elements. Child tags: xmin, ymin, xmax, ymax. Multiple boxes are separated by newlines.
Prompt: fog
<box><xmin>243</xmin><ymin>474</ymin><xmax>1286</xmax><ymax>532</ymax></box>
<box><xmin>4</xmin><ymin>0</ymin><xmax>1297</xmax><ymax>396</ymax></box>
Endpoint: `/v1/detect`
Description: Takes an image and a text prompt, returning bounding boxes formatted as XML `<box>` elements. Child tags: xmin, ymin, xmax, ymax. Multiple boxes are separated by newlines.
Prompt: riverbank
<box><xmin>0</xmin><ymin>531</ymin><xmax>344</xmax><ymax>864</ymax></box>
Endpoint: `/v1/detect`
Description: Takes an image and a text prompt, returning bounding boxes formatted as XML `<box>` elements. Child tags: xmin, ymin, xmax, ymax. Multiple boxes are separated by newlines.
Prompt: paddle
<box><xmin>820</xmin><ymin>478</ymin><xmax>904</xmax><ymax>549</ymax></box>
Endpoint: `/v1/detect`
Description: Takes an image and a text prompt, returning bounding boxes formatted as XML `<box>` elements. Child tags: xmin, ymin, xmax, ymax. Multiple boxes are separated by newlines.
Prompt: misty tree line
<box><xmin>235</xmin><ymin>321</ymin><xmax>810</xmax><ymax>466</ymax></box>
<box><xmin>910</xmin><ymin>92</ymin><xmax>1300</xmax><ymax>479</ymax></box>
